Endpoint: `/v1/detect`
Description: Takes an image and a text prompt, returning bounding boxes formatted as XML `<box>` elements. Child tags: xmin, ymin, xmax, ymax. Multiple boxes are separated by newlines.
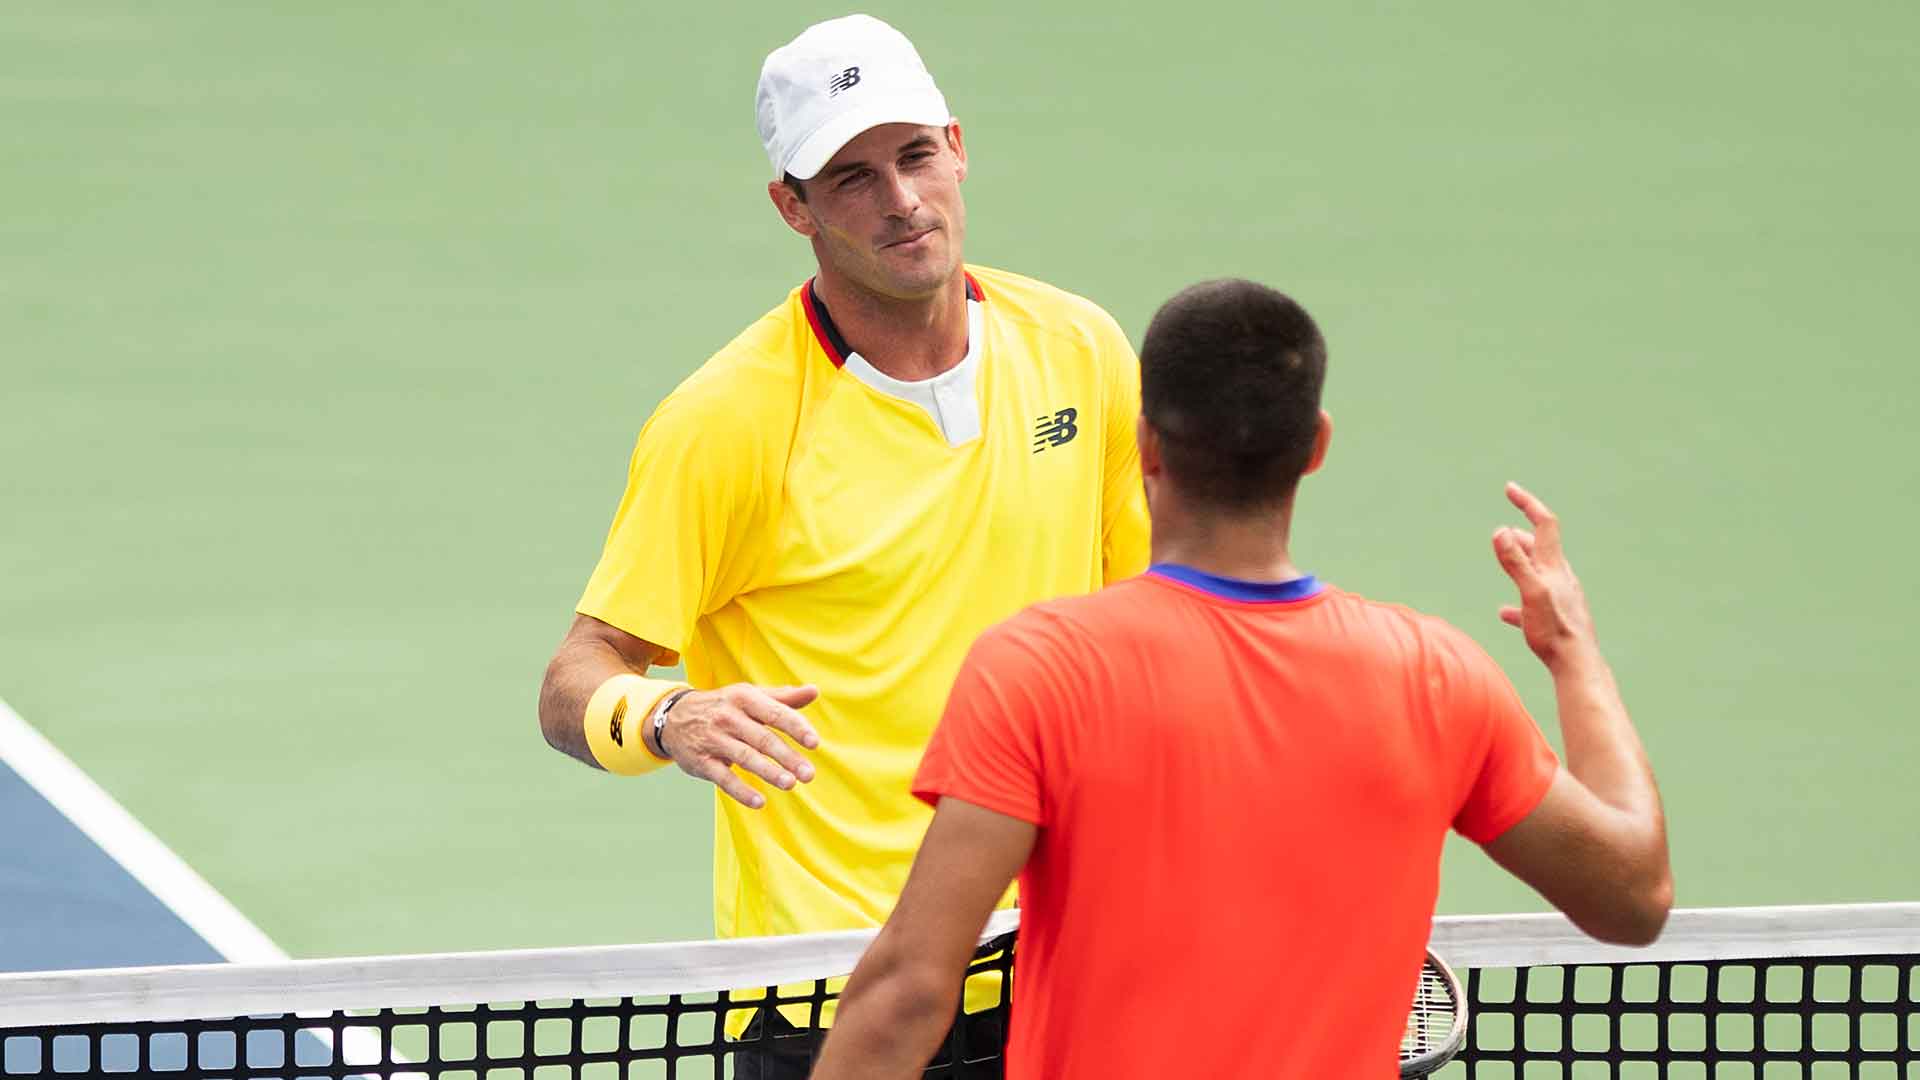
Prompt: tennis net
<box><xmin>1</xmin><ymin>904</ymin><xmax>1914</xmax><ymax>1078</ymax></box>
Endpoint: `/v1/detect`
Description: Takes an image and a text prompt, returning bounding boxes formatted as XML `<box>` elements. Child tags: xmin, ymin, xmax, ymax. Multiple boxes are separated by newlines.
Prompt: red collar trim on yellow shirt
<box><xmin>801</xmin><ymin>273</ymin><xmax>985</xmax><ymax>370</ymax></box>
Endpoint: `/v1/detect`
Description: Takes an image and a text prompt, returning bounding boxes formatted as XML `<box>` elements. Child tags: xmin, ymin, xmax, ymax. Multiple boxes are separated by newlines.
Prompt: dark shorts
<box><xmin>731</xmin><ymin>1005</ymin><xmax>1006</xmax><ymax>1080</ymax></box>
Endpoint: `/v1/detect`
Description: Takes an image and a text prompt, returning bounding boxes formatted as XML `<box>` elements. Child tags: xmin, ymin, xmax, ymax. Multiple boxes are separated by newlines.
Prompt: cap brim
<box><xmin>781</xmin><ymin>91</ymin><xmax>952</xmax><ymax>180</ymax></box>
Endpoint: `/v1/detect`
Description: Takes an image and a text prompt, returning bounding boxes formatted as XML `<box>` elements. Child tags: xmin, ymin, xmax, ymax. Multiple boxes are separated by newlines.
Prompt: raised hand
<box><xmin>658</xmin><ymin>684</ymin><xmax>822</xmax><ymax>808</ymax></box>
<box><xmin>1491</xmin><ymin>483</ymin><xmax>1600</xmax><ymax>673</ymax></box>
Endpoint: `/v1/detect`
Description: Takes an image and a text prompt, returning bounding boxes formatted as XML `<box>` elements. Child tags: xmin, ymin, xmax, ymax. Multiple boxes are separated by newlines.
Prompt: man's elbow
<box><xmin>1622</xmin><ymin>867</ymin><xmax>1676</xmax><ymax>945</ymax></box>
<box><xmin>889</xmin><ymin>965</ymin><xmax>961</xmax><ymax>1027</ymax></box>
<box><xmin>1578</xmin><ymin>865</ymin><xmax>1674</xmax><ymax>947</ymax></box>
<box><xmin>536</xmin><ymin>660</ymin><xmax>575</xmax><ymax>756</ymax></box>
<box><xmin>841</xmin><ymin>952</ymin><xmax>961</xmax><ymax>1037</ymax></box>
<box><xmin>538</xmin><ymin>709</ymin><xmax>568</xmax><ymax>755</ymax></box>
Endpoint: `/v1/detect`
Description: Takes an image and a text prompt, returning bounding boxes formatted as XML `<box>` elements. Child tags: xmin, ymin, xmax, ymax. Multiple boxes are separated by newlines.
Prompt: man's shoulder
<box><xmin>988</xmin><ymin>577</ymin><xmax>1165</xmax><ymax>652</ymax></box>
<box><xmin>652</xmin><ymin>287</ymin><xmax>813</xmax><ymax>430</ymax></box>
<box><xmin>969</xmin><ymin>265</ymin><xmax>1128</xmax><ymax>347</ymax></box>
<box><xmin>955</xmin><ymin>587</ymin><xmax>1146</xmax><ymax>709</ymax></box>
<box><xmin>1318</xmin><ymin>586</ymin><xmax>1503</xmax><ymax>672</ymax></box>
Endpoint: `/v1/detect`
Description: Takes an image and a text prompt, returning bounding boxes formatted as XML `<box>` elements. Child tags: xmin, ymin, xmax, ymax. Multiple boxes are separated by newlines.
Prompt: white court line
<box><xmin>0</xmin><ymin>695</ymin><xmax>285</xmax><ymax>964</ymax></box>
<box><xmin>0</xmin><ymin>695</ymin><xmax>390</xmax><ymax>1069</ymax></box>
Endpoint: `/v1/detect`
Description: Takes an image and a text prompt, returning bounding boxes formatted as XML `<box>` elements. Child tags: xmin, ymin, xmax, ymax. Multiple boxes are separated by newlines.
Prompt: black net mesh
<box><xmin>4</xmin><ymin>933</ymin><xmax>1916</xmax><ymax>1078</ymax></box>
<box><xmin>0</xmin><ymin>935</ymin><xmax>1015</xmax><ymax>1080</ymax></box>
<box><xmin>1444</xmin><ymin>953</ymin><xmax>1920</xmax><ymax>1079</ymax></box>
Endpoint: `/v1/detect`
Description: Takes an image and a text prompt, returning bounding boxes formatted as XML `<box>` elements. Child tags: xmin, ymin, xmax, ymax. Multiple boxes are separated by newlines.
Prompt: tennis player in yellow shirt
<box><xmin>536</xmin><ymin>14</ymin><xmax>1148</xmax><ymax>1077</ymax></box>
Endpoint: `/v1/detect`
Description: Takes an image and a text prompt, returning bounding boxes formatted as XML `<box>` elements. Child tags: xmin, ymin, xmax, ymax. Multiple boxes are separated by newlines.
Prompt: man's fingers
<box><xmin>721</xmin><ymin>737</ymin><xmax>798</xmax><ymax>791</ymax></box>
<box><xmin>745</xmin><ymin>723</ymin><xmax>815</xmax><ymax>783</ymax></box>
<box><xmin>760</xmin><ymin>685</ymin><xmax>823</xmax><ymax>748</ymax></box>
<box><xmin>1506</xmin><ymin>482</ymin><xmax>1563</xmax><ymax>562</ymax></box>
<box><xmin>737</xmin><ymin>689</ymin><xmax>823</xmax><ymax>752</ymax></box>
<box><xmin>1499</xmin><ymin>605</ymin><xmax>1523</xmax><ymax>627</ymax></box>
<box><xmin>1493</xmin><ymin>527</ymin><xmax>1543</xmax><ymax>592</ymax></box>
<box><xmin>765</xmin><ymin>684</ymin><xmax>821</xmax><ymax>709</ymax></box>
<box><xmin>716</xmin><ymin>715</ymin><xmax>811</xmax><ymax>786</ymax></box>
<box><xmin>699</xmin><ymin>760</ymin><xmax>767</xmax><ymax>810</ymax></box>
<box><xmin>1505</xmin><ymin>481</ymin><xmax>1546</xmax><ymax>519</ymax></box>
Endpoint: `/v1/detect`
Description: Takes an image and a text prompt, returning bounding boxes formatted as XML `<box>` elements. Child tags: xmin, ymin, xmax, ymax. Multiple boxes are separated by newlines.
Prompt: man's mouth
<box><xmin>883</xmin><ymin>226</ymin><xmax>937</xmax><ymax>249</ymax></box>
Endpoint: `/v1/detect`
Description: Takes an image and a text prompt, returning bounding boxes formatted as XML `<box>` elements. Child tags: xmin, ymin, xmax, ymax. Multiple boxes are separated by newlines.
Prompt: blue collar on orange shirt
<box><xmin>1148</xmin><ymin>562</ymin><xmax>1324</xmax><ymax>603</ymax></box>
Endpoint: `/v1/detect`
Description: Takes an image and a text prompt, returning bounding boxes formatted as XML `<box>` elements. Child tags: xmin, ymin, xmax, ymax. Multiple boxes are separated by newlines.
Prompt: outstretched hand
<box><xmin>659</xmin><ymin>683</ymin><xmax>822</xmax><ymax>809</ymax></box>
<box><xmin>1492</xmin><ymin>483</ymin><xmax>1600</xmax><ymax>673</ymax></box>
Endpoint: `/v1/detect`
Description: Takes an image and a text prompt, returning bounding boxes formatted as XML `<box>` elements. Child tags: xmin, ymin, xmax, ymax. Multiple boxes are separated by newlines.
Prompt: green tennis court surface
<box><xmin>3</xmin><ymin>0</ymin><xmax>1916</xmax><ymax>974</ymax></box>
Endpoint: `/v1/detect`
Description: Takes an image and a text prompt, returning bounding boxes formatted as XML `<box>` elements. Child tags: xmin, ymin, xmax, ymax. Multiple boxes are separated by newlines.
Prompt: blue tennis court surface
<box><xmin>0</xmin><ymin>702</ymin><xmax>354</xmax><ymax>1076</ymax></box>
<box><xmin>0</xmin><ymin>759</ymin><xmax>221</xmax><ymax>974</ymax></box>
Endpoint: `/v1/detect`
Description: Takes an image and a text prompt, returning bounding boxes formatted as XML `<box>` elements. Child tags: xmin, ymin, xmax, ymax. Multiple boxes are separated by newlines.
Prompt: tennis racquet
<box><xmin>1399</xmin><ymin>948</ymin><xmax>1469</xmax><ymax>1077</ymax></box>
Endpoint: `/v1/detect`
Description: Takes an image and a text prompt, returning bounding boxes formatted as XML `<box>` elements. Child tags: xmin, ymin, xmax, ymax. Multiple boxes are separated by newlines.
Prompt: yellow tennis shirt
<box><xmin>577</xmin><ymin>264</ymin><xmax>1147</xmax><ymax>953</ymax></box>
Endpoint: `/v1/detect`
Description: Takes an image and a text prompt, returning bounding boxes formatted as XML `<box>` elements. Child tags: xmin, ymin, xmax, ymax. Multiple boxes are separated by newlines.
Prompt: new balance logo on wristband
<box><xmin>609</xmin><ymin>696</ymin><xmax>628</xmax><ymax>748</ymax></box>
<box><xmin>1033</xmin><ymin>408</ymin><xmax>1079</xmax><ymax>452</ymax></box>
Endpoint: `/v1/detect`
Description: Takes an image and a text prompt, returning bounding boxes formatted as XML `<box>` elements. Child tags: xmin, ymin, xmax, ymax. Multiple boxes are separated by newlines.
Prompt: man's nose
<box><xmin>878</xmin><ymin>168</ymin><xmax>921</xmax><ymax>218</ymax></box>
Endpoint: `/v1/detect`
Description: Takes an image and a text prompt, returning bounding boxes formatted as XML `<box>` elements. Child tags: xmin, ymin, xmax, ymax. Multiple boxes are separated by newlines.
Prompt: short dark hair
<box><xmin>1139</xmin><ymin>279</ymin><xmax>1328</xmax><ymax>511</ymax></box>
<box><xmin>783</xmin><ymin>172</ymin><xmax>809</xmax><ymax>203</ymax></box>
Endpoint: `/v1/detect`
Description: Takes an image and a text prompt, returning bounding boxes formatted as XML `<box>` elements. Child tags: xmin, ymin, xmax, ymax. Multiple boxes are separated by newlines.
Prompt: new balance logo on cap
<box><xmin>756</xmin><ymin>16</ymin><xmax>951</xmax><ymax>181</ymax></box>
<box><xmin>1033</xmin><ymin>408</ymin><xmax>1079</xmax><ymax>452</ymax></box>
<box><xmin>827</xmin><ymin>66</ymin><xmax>861</xmax><ymax>97</ymax></box>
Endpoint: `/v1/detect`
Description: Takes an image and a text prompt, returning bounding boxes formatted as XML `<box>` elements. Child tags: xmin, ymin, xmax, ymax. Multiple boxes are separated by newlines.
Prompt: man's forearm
<box><xmin>811</xmin><ymin>798</ymin><xmax>1034</xmax><ymax>1078</ymax></box>
<box><xmin>1552</xmin><ymin>644</ymin><xmax>1671</xmax><ymax>915</ymax></box>
<box><xmin>538</xmin><ymin>639</ymin><xmax>660</xmax><ymax>766</ymax></box>
<box><xmin>809</xmin><ymin>951</ymin><xmax>959</xmax><ymax>1080</ymax></box>
<box><xmin>1550</xmin><ymin>648</ymin><xmax>1659</xmax><ymax>819</ymax></box>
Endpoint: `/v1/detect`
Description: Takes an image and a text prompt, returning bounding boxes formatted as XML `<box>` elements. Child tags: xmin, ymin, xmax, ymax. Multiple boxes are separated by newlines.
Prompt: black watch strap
<box><xmin>651</xmin><ymin>688</ymin><xmax>696</xmax><ymax>759</ymax></box>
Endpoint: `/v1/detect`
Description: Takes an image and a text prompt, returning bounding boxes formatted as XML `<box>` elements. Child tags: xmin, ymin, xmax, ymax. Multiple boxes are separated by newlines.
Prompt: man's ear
<box><xmin>1136</xmin><ymin>414</ymin><xmax>1164</xmax><ymax>480</ymax></box>
<box><xmin>945</xmin><ymin>119</ymin><xmax>967</xmax><ymax>183</ymax></box>
<box><xmin>1302</xmin><ymin>409</ymin><xmax>1334</xmax><ymax>476</ymax></box>
<box><xmin>767</xmin><ymin>180</ymin><xmax>818</xmax><ymax>238</ymax></box>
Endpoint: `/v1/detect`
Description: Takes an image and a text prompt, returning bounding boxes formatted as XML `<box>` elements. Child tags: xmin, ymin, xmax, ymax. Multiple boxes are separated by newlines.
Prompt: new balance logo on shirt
<box><xmin>1033</xmin><ymin>408</ymin><xmax>1079</xmax><ymax>452</ymax></box>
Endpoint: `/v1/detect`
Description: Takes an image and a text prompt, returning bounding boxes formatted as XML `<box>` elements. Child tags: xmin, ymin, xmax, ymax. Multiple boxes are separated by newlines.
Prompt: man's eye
<box><xmin>904</xmin><ymin>151</ymin><xmax>935</xmax><ymax>165</ymax></box>
<box><xmin>838</xmin><ymin>170</ymin><xmax>870</xmax><ymax>189</ymax></box>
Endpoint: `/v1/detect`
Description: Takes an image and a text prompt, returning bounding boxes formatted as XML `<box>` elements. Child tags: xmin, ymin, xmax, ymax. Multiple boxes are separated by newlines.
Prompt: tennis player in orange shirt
<box><xmin>810</xmin><ymin>279</ymin><xmax>1673</xmax><ymax>1079</ymax></box>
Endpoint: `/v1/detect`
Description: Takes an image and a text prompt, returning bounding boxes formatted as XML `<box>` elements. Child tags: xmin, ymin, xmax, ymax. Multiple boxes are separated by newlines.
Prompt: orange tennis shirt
<box><xmin>913</xmin><ymin>565</ymin><xmax>1560</xmax><ymax>1079</ymax></box>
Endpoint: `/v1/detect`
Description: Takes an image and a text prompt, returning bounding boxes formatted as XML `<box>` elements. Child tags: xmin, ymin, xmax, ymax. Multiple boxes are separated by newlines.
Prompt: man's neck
<box><xmin>812</xmin><ymin>269</ymin><xmax>970</xmax><ymax>382</ymax></box>
<box><xmin>1149</xmin><ymin>501</ymin><xmax>1305</xmax><ymax>583</ymax></box>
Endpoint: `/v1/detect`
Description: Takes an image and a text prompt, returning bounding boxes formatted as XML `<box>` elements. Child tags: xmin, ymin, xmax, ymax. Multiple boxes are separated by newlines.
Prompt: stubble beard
<box><xmin>874</xmin><ymin>224</ymin><xmax>964</xmax><ymax>300</ymax></box>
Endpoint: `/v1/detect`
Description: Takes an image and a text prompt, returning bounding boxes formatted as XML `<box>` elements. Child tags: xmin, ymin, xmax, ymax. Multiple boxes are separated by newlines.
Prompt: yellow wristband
<box><xmin>583</xmin><ymin>674</ymin><xmax>688</xmax><ymax>775</ymax></box>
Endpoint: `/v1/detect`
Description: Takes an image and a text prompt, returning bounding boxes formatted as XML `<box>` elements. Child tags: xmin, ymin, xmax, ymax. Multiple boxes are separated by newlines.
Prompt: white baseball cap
<box><xmin>756</xmin><ymin>14</ymin><xmax>952</xmax><ymax>182</ymax></box>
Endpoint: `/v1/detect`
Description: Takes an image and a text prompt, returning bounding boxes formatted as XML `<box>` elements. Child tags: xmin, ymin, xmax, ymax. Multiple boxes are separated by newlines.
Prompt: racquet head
<box><xmin>1400</xmin><ymin>948</ymin><xmax>1468</xmax><ymax>1077</ymax></box>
